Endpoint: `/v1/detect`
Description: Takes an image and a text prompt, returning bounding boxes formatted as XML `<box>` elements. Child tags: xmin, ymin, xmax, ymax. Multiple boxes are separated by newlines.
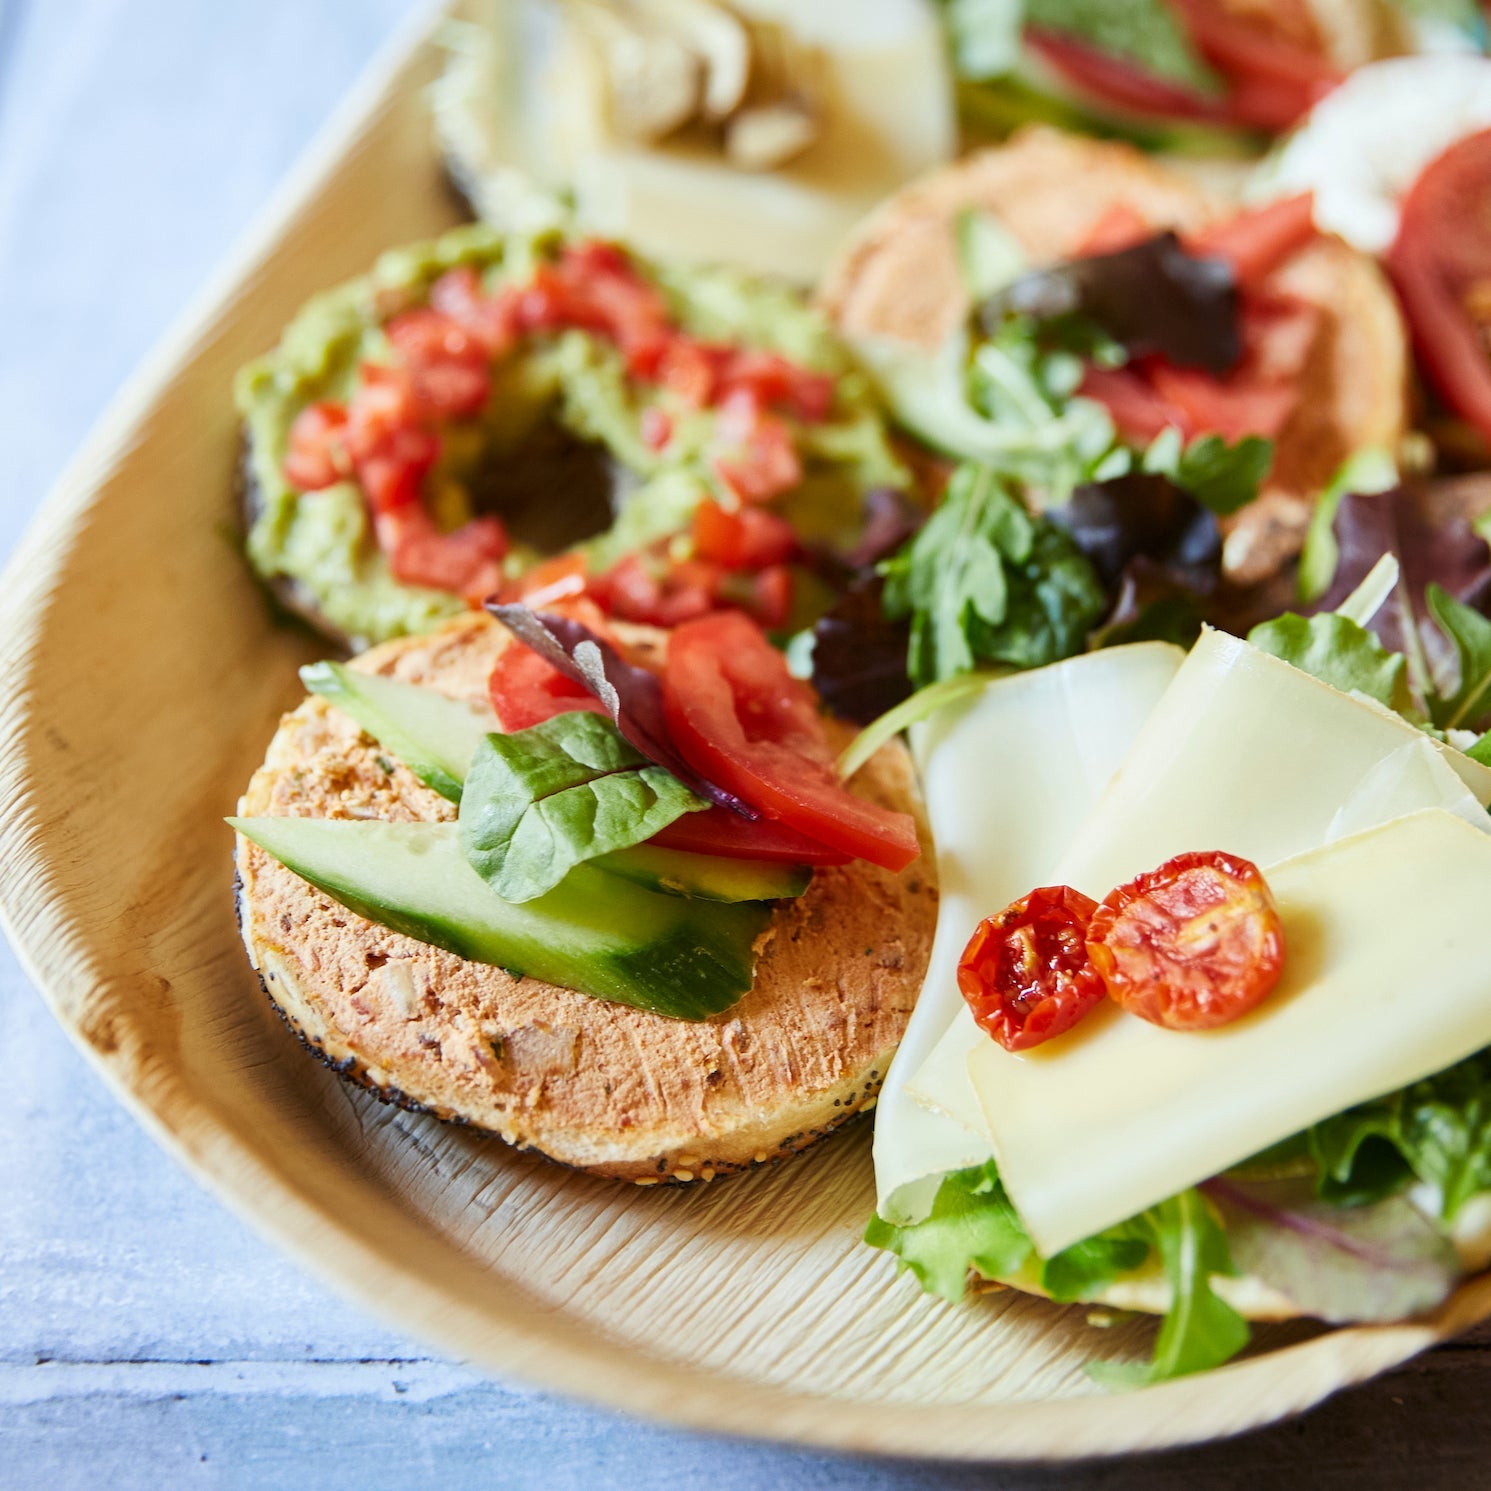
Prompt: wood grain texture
<box><xmin>3</xmin><ymin>0</ymin><xmax>1490</xmax><ymax>1463</ymax></box>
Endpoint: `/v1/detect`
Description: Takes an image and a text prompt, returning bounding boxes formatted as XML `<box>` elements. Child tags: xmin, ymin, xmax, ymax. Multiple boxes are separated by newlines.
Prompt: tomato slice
<box><xmin>1186</xmin><ymin>193</ymin><xmax>1317</xmax><ymax>286</ymax></box>
<box><xmin>487</xmin><ymin>642</ymin><xmax>608</xmax><ymax>733</ymax></box>
<box><xmin>958</xmin><ymin>886</ymin><xmax>1107</xmax><ymax>1052</ymax></box>
<box><xmin>650</xmin><ymin>808</ymin><xmax>850</xmax><ymax>865</ymax></box>
<box><xmin>1388</xmin><ymin>128</ymin><xmax>1491</xmax><ymax>446</ymax></box>
<box><xmin>662</xmin><ymin>612</ymin><xmax>921</xmax><ymax>872</ymax></box>
<box><xmin>1026</xmin><ymin>28</ymin><xmax>1217</xmax><ymax>121</ymax></box>
<box><xmin>1086</xmin><ymin>850</ymin><xmax>1285</xmax><ymax>1031</ymax></box>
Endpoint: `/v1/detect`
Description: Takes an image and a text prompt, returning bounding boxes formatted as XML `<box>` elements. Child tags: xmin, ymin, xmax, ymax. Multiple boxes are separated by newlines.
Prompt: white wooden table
<box><xmin>5</xmin><ymin>3</ymin><xmax>1490</xmax><ymax>1485</ymax></box>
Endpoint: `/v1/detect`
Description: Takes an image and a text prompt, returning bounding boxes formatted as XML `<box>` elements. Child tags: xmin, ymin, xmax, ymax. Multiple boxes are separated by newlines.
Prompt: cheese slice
<box><xmin>1050</xmin><ymin>628</ymin><xmax>1491</xmax><ymax>899</ymax></box>
<box><xmin>871</xmin><ymin>642</ymin><xmax>1185</xmax><ymax>1224</ymax></box>
<box><xmin>970</xmin><ymin>809</ymin><xmax>1491</xmax><ymax>1256</ymax></box>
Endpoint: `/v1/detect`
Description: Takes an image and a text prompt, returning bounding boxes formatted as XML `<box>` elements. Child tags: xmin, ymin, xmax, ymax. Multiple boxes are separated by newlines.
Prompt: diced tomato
<box><xmin>691</xmin><ymin>499</ymin><xmax>798</xmax><ymax>571</ymax></box>
<box><xmin>640</xmin><ymin>406</ymin><xmax>674</xmax><ymax>453</ymax></box>
<box><xmin>657</xmin><ymin>337</ymin><xmax>724</xmax><ymax>408</ymax></box>
<box><xmin>488</xmin><ymin>643</ymin><xmax>607</xmax><ymax>732</ymax></box>
<box><xmin>662</xmin><ymin>612</ymin><xmax>920</xmax><ymax>872</ymax></box>
<box><xmin>377</xmin><ymin>508</ymin><xmax>508</xmax><ymax>601</ymax></box>
<box><xmin>957</xmin><ymin>886</ymin><xmax>1107</xmax><ymax>1052</ymax></box>
<box><xmin>1388</xmin><ymin>128</ymin><xmax>1491</xmax><ymax>446</ymax></box>
<box><xmin>384</xmin><ymin>308</ymin><xmax>492</xmax><ymax>419</ymax></box>
<box><xmin>651</xmin><ymin>807</ymin><xmax>851</xmax><ymax>865</ymax></box>
<box><xmin>283</xmin><ymin>401</ymin><xmax>349</xmax><ymax>491</ymax></box>
<box><xmin>749</xmin><ymin>564</ymin><xmax>794</xmax><ymax>630</ymax></box>
<box><xmin>605</xmin><ymin>553</ymin><xmax>721</xmax><ymax>628</ymax></box>
<box><xmin>1186</xmin><ymin>193</ymin><xmax>1318</xmax><ymax>286</ymax></box>
<box><xmin>720</xmin><ymin>349</ymin><xmax>836</xmax><ymax>423</ymax></box>
<box><xmin>385</xmin><ymin>307</ymin><xmax>484</xmax><ymax>367</ymax></box>
<box><xmin>428</xmin><ymin>266</ymin><xmax>520</xmax><ymax>356</ymax></box>
<box><xmin>357</xmin><ymin>455</ymin><xmax>427</xmax><ymax>514</ymax></box>
<box><xmin>343</xmin><ymin>365</ymin><xmax>426</xmax><ymax>464</ymax></box>
<box><xmin>503</xmin><ymin>551</ymin><xmax>592</xmax><ymax>609</ymax></box>
<box><xmin>713</xmin><ymin>391</ymin><xmax>802</xmax><ymax>503</ymax></box>
<box><xmin>1087</xmin><ymin>849</ymin><xmax>1286</xmax><ymax>1031</ymax></box>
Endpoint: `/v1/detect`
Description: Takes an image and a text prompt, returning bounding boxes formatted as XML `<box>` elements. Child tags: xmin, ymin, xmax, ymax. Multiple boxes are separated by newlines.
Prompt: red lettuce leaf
<box><xmin>1202</xmin><ymin>1175</ymin><xmax>1461</xmax><ymax>1324</ymax></box>
<box><xmin>810</xmin><ymin>576</ymin><xmax>914</xmax><ymax>726</ymax></box>
<box><xmin>981</xmin><ymin>231</ymin><xmax>1241</xmax><ymax>376</ymax></box>
<box><xmin>486</xmin><ymin>603</ymin><xmax>759</xmax><ymax>819</ymax></box>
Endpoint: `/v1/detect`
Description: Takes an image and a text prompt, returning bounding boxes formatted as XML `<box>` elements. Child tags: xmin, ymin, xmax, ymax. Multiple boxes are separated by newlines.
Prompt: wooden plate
<box><xmin>3</xmin><ymin>2</ymin><xmax>1489</xmax><ymax>1460</ymax></box>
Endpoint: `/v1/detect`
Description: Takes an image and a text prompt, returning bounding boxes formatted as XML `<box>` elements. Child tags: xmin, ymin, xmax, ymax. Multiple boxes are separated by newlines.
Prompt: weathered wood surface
<box><xmin>4</xmin><ymin>0</ymin><xmax>1491</xmax><ymax>1484</ymax></box>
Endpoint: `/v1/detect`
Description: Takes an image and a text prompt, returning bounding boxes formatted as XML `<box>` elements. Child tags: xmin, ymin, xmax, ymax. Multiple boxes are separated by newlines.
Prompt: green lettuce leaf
<box><xmin>459</xmin><ymin>712</ymin><xmax>707</xmax><ymax>903</ymax></box>
<box><xmin>1142</xmin><ymin>429</ymin><xmax>1274</xmax><ymax>518</ymax></box>
<box><xmin>1247</xmin><ymin>611</ymin><xmax>1413</xmax><ymax>715</ymax></box>
<box><xmin>881</xmin><ymin>462</ymin><xmax>1107</xmax><ymax>687</ymax></box>
<box><xmin>1308</xmin><ymin>1052</ymin><xmax>1491</xmax><ymax>1220</ymax></box>
<box><xmin>866</xmin><ymin>1163</ymin><xmax>1247</xmax><ymax>1385</ymax></box>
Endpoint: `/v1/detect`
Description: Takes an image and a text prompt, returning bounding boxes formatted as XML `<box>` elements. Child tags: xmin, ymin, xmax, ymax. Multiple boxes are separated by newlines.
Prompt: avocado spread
<box><xmin>235</xmin><ymin>223</ymin><xmax>906</xmax><ymax>647</ymax></box>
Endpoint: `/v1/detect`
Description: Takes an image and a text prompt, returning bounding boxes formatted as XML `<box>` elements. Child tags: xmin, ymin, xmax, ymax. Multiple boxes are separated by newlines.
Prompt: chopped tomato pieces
<box><xmin>283</xmin><ymin>401</ymin><xmax>349</xmax><ymax>491</ymax></box>
<box><xmin>377</xmin><ymin>508</ymin><xmax>507</xmax><ymax>601</ymax></box>
<box><xmin>713</xmin><ymin>391</ymin><xmax>802</xmax><ymax>503</ymax></box>
<box><xmin>428</xmin><ymin>266</ymin><xmax>520</xmax><ymax>356</ymax></box>
<box><xmin>604</xmin><ymin>553</ymin><xmax>721</xmax><ymax>629</ymax></box>
<box><xmin>958</xmin><ymin>886</ymin><xmax>1107</xmax><ymax>1052</ymax></box>
<box><xmin>662</xmin><ymin>612</ymin><xmax>920</xmax><ymax>872</ymax></box>
<box><xmin>1087</xmin><ymin>850</ymin><xmax>1285</xmax><ymax>1031</ymax></box>
<box><xmin>691</xmin><ymin>499</ymin><xmax>798</xmax><ymax>571</ymax></box>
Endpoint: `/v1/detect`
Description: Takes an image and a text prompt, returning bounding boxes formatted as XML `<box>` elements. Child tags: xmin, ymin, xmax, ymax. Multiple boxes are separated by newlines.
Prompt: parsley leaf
<box><xmin>459</xmin><ymin>712</ymin><xmax>707</xmax><ymax>903</ymax></box>
<box><xmin>1142</xmin><ymin>428</ymin><xmax>1274</xmax><ymax>518</ymax></box>
<box><xmin>881</xmin><ymin>463</ymin><xmax>1107</xmax><ymax>687</ymax></box>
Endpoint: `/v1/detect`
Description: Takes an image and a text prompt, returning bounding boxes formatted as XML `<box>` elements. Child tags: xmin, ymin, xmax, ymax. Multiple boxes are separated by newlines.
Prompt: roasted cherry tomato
<box><xmin>958</xmin><ymin>886</ymin><xmax>1107</xmax><ymax>1052</ymax></box>
<box><xmin>1388</xmin><ymin>128</ymin><xmax>1491</xmax><ymax>447</ymax></box>
<box><xmin>1086</xmin><ymin>850</ymin><xmax>1285</xmax><ymax>1031</ymax></box>
<box><xmin>662</xmin><ymin>611</ymin><xmax>920</xmax><ymax>872</ymax></box>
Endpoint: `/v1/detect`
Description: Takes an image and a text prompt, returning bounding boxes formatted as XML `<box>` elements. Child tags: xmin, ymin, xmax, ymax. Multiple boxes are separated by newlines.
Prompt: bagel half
<box><xmin>234</xmin><ymin>614</ymin><xmax>938</xmax><ymax>1182</ymax></box>
<box><xmin>819</xmin><ymin>127</ymin><xmax>1410</xmax><ymax>585</ymax></box>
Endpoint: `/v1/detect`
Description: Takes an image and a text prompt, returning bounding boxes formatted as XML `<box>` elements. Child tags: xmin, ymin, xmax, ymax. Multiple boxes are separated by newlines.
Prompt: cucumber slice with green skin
<box><xmin>591</xmin><ymin>844</ymin><xmax>811</xmax><ymax>902</ymax></box>
<box><xmin>299</xmin><ymin>662</ymin><xmax>816</xmax><ymax>902</ymax></box>
<box><xmin>300</xmin><ymin>660</ymin><xmax>491</xmax><ymax>803</ymax></box>
<box><xmin>232</xmin><ymin>816</ymin><xmax>769</xmax><ymax>1020</ymax></box>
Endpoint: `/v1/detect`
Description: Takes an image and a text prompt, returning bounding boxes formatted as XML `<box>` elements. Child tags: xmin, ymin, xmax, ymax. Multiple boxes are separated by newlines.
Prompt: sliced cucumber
<box><xmin>301</xmin><ymin>660</ymin><xmax>493</xmax><ymax>803</ymax></box>
<box><xmin>592</xmin><ymin>843</ymin><xmax>811</xmax><ymax>902</ymax></box>
<box><xmin>233</xmin><ymin>816</ymin><xmax>769</xmax><ymax>1020</ymax></box>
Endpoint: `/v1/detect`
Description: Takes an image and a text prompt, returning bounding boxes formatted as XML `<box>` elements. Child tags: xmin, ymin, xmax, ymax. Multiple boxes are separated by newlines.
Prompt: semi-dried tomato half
<box><xmin>1087</xmin><ymin>850</ymin><xmax>1285</xmax><ymax>1032</ymax></box>
<box><xmin>957</xmin><ymin>886</ymin><xmax>1107</xmax><ymax>1053</ymax></box>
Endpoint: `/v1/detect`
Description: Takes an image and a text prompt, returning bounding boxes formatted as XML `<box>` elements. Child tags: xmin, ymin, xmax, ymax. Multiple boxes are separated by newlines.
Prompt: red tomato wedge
<box><xmin>1388</xmin><ymin>128</ymin><xmax>1491</xmax><ymax>446</ymax></box>
<box><xmin>1087</xmin><ymin>850</ymin><xmax>1285</xmax><ymax>1031</ymax></box>
<box><xmin>958</xmin><ymin>886</ymin><xmax>1107</xmax><ymax>1052</ymax></box>
<box><xmin>661</xmin><ymin>612</ymin><xmax>921</xmax><ymax>873</ymax></box>
<box><xmin>650</xmin><ymin>809</ymin><xmax>851</xmax><ymax>866</ymax></box>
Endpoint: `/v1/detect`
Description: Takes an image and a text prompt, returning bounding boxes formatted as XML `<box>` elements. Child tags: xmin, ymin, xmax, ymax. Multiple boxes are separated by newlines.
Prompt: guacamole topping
<box><xmin>236</xmin><ymin>223</ymin><xmax>906</xmax><ymax>646</ymax></box>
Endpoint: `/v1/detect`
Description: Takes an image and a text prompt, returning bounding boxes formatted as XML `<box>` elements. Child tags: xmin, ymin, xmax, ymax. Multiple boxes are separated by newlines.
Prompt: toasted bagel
<box><xmin>234</xmin><ymin>614</ymin><xmax>938</xmax><ymax>1183</ymax></box>
<box><xmin>819</xmin><ymin>128</ymin><xmax>1410</xmax><ymax>585</ymax></box>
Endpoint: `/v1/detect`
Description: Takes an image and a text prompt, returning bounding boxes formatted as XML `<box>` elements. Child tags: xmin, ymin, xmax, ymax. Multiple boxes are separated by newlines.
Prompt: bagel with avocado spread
<box><xmin>232</xmin><ymin>608</ymin><xmax>936</xmax><ymax>1181</ymax></box>
<box><xmin>235</xmin><ymin>225</ymin><xmax>907</xmax><ymax>650</ymax></box>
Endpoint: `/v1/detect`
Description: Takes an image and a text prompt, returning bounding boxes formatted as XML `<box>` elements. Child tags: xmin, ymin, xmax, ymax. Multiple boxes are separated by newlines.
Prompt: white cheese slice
<box><xmin>871</xmin><ymin>642</ymin><xmax>1185</xmax><ymax>1224</ymax></box>
<box><xmin>1050</xmin><ymin>627</ymin><xmax>1491</xmax><ymax>900</ymax></box>
<box><xmin>970</xmin><ymin>809</ymin><xmax>1491</xmax><ymax>1256</ymax></box>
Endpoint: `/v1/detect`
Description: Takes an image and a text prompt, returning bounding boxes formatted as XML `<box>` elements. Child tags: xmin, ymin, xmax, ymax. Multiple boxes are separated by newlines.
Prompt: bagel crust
<box><xmin>819</xmin><ymin>127</ymin><xmax>1409</xmax><ymax>586</ymax></box>
<box><xmin>234</xmin><ymin>614</ymin><xmax>938</xmax><ymax>1182</ymax></box>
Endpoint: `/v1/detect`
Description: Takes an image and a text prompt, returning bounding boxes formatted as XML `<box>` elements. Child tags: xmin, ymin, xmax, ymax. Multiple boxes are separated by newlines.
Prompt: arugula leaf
<box><xmin>1042</xmin><ymin>1228</ymin><xmax>1151</xmax><ymax>1304</ymax></box>
<box><xmin>982</xmin><ymin>231</ymin><xmax>1240</xmax><ymax>377</ymax></box>
<box><xmin>1142</xmin><ymin>429</ymin><xmax>1274</xmax><ymax>518</ymax></box>
<box><xmin>1023</xmin><ymin>0</ymin><xmax>1223</xmax><ymax>95</ymax></box>
<box><xmin>487</xmin><ymin>603</ymin><xmax>756</xmax><ymax>818</ymax></box>
<box><xmin>1247</xmin><ymin>611</ymin><xmax>1413</xmax><ymax>716</ymax></box>
<box><xmin>1426</xmin><ymin>585</ymin><xmax>1491</xmax><ymax>733</ymax></box>
<box><xmin>1091</xmin><ymin>1192</ymin><xmax>1249</xmax><ymax>1388</ymax></box>
<box><xmin>1203</xmin><ymin>1176</ymin><xmax>1461</xmax><ymax>1325</ymax></box>
<box><xmin>459</xmin><ymin>714</ymin><xmax>707</xmax><ymax>903</ymax></box>
<box><xmin>881</xmin><ymin>463</ymin><xmax>1106</xmax><ymax>687</ymax></box>
<box><xmin>1308</xmin><ymin>1052</ymin><xmax>1491</xmax><ymax>1220</ymax></box>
